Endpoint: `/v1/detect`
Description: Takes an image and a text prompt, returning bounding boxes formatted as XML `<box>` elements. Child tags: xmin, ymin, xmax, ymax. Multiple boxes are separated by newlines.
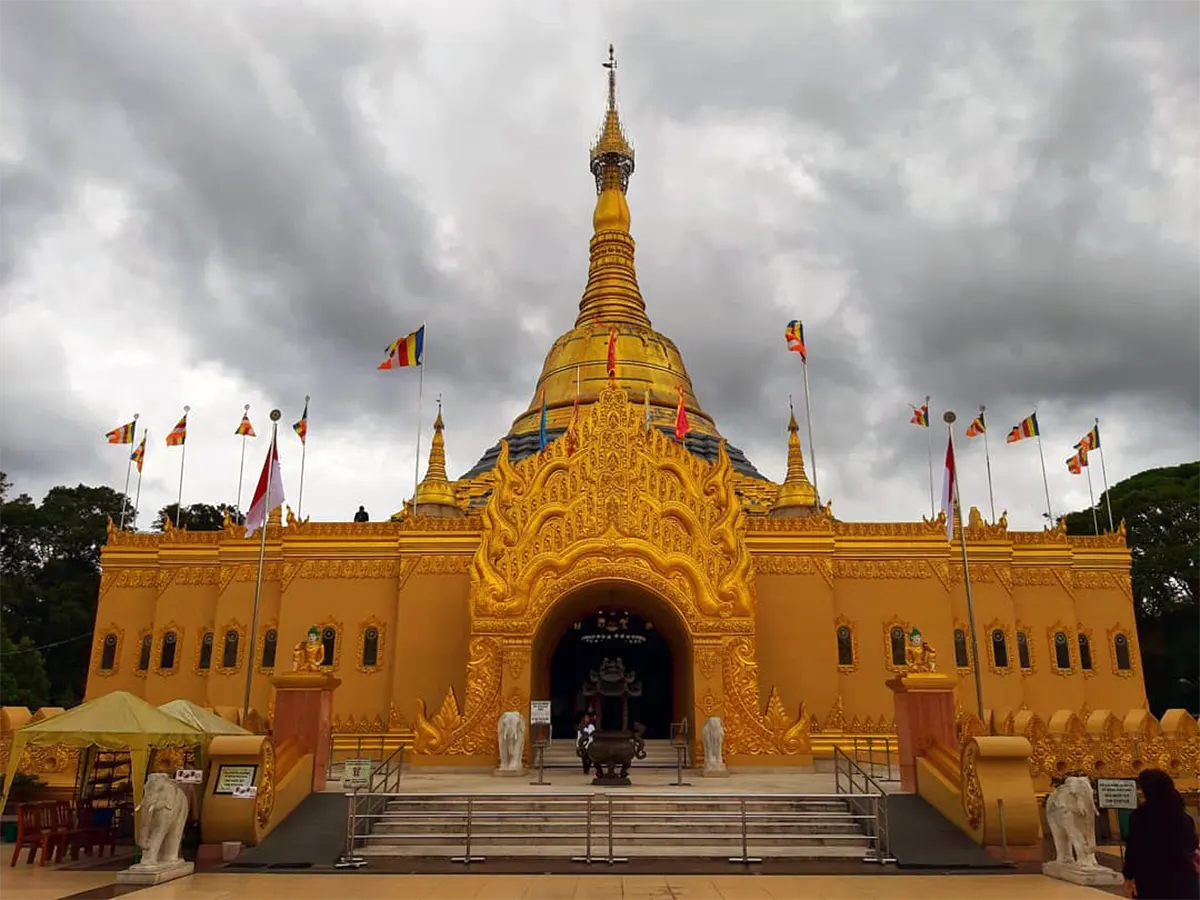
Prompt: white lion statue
<box><xmin>701</xmin><ymin>716</ymin><xmax>727</xmax><ymax>775</ymax></box>
<box><xmin>134</xmin><ymin>773</ymin><xmax>190</xmax><ymax>868</ymax></box>
<box><xmin>496</xmin><ymin>711</ymin><xmax>526</xmax><ymax>773</ymax></box>
<box><xmin>1045</xmin><ymin>775</ymin><xmax>1099</xmax><ymax>868</ymax></box>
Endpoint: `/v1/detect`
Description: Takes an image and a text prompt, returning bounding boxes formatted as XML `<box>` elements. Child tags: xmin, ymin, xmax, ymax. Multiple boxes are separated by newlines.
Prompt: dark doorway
<box><xmin>549</xmin><ymin>610</ymin><xmax>674</xmax><ymax>740</ymax></box>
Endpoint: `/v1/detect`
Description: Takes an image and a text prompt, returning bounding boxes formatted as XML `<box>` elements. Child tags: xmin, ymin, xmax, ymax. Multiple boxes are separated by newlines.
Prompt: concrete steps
<box><xmin>357</xmin><ymin>793</ymin><xmax>875</xmax><ymax>859</ymax></box>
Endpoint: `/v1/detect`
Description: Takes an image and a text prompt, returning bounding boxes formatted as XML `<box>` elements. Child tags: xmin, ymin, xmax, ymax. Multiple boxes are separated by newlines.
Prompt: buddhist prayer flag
<box><xmin>131</xmin><ymin>436</ymin><xmax>147</xmax><ymax>474</ymax></box>
<box><xmin>909</xmin><ymin>403</ymin><xmax>929</xmax><ymax>427</ymax></box>
<box><xmin>538</xmin><ymin>389</ymin><xmax>548</xmax><ymax>451</ymax></box>
<box><xmin>244</xmin><ymin>433</ymin><xmax>286</xmax><ymax>539</ymax></box>
<box><xmin>165</xmin><ymin>413</ymin><xmax>188</xmax><ymax>447</ymax></box>
<box><xmin>235</xmin><ymin>412</ymin><xmax>256</xmax><ymax>437</ymax></box>
<box><xmin>940</xmin><ymin>435</ymin><xmax>957</xmax><ymax>542</ymax></box>
<box><xmin>1066</xmin><ymin>450</ymin><xmax>1086</xmax><ymax>475</ymax></box>
<box><xmin>1075</xmin><ymin>424</ymin><xmax>1101</xmax><ymax>453</ymax></box>
<box><xmin>379</xmin><ymin>325</ymin><xmax>425</xmax><ymax>370</ymax></box>
<box><xmin>965</xmin><ymin>412</ymin><xmax>986</xmax><ymax>438</ymax></box>
<box><xmin>1006</xmin><ymin>412</ymin><xmax>1039</xmax><ymax>443</ymax></box>
<box><xmin>644</xmin><ymin>389</ymin><xmax>651</xmax><ymax>432</ymax></box>
<box><xmin>674</xmin><ymin>385</ymin><xmax>691</xmax><ymax>441</ymax></box>
<box><xmin>785</xmin><ymin>320</ymin><xmax>807</xmax><ymax>363</ymax></box>
<box><xmin>606</xmin><ymin>326</ymin><xmax>617</xmax><ymax>380</ymax></box>
<box><xmin>106</xmin><ymin>420</ymin><xmax>137</xmax><ymax>445</ymax></box>
<box><xmin>292</xmin><ymin>400</ymin><xmax>308</xmax><ymax>445</ymax></box>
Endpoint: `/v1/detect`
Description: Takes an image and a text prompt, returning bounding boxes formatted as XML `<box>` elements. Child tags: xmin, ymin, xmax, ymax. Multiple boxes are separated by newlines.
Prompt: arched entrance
<box><xmin>531</xmin><ymin>582</ymin><xmax>693</xmax><ymax>741</ymax></box>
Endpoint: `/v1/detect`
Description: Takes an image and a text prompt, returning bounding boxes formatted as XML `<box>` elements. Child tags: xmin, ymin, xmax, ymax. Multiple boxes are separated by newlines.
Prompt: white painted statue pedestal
<box><xmin>702</xmin><ymin>765</ymin><xmax>731</xmax><ymax>778</ymax></box>
<box><xmin>1042</xmin><ymin>860</ymin><xmax>1123</xmax><ymax>887</ymax></box>
<box><xmin>492</xmin><ymin>767</ymin><xmax>527</xmax><ymax>777</ymax></box>
<box><xmin>116</xmin><ymin>859</ymin><xmax>194</xmax><ymax>886</ymax></box>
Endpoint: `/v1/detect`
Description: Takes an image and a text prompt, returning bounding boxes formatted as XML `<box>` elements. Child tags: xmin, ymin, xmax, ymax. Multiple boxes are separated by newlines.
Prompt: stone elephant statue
<box><xmin>1045</xmin><ymin>775</ymin><xmax>1099</xmax><ymax>868</ymax></box>
<box><xmin>496</xmin><ymin>711</ymin><xmax>526</xmax><ymax>772</ymax></box>
<box><xmin>135</xmin><ymin>773</ymin><xmax>190</xmax><ymax>868</ymax></box>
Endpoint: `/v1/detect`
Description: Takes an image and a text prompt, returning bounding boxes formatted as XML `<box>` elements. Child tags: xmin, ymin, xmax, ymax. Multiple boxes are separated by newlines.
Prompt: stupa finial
<box><xmin>771</xmin><ymin>396</ymin><xmax>819</xmax><ymax>515</ymax></box>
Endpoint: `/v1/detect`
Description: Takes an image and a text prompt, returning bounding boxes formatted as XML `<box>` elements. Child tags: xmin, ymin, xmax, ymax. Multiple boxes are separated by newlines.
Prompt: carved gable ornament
<box><xmin>470</xmin><ymin>385</ymin><xmax>755</xmax><ymax>632</ymax></box>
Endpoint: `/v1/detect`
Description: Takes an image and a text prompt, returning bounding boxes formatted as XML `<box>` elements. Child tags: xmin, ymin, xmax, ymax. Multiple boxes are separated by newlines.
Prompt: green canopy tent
<box><xmin>0</xmin><ymin>691</ymin><xmax>204</xmax><ymax>818</ymax></box>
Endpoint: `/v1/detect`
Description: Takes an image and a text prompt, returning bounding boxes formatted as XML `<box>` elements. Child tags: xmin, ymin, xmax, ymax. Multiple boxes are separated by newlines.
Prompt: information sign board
<box><xmin>342</xmin><ymin>758</ymin><xmax>373</xmax><ymax>790</ymax></box>
<box><xmin>213</xmin><ymin>764</ymin><xmax>258</xmax><ymax>795</ymax></box>
<box><xmin>1097</xmin><ymin>778</ymin><xmax>1138</xmax><ymax>810</ymax></box>
<box><xmin>530</xmin><ymin>701</ymin><xmax>551</xmax><ymax>725</ymax></box>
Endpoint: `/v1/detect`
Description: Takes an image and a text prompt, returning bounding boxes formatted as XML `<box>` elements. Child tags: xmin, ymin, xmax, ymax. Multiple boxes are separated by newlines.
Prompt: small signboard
<box><xmin>530</xmin><ymin>700</ymin><xmax>551</xmax><ymax>725</ymax></box>
<box><xmin>213</xmin><ymin>764</ymin><xmax>258</xmax><ymax>795</ymax></box>
<box><xmin>342</xmin><ymin>758</ymin><xmax>373</xmax><ymax>790</ymax></box>
<box><xmin>1097</xmin><ymin>778</ymin><xmax>1138</xmax><ymax>810</ymax></box>
<box><xmin>232</xmin><ymin>785</ymin><xmax>258</xmax><ymax>800</ymax></box>
<box><xmin>174</xmin><ymin>768</ymin><xmax>204</xmax><ymax>784</ymax></box>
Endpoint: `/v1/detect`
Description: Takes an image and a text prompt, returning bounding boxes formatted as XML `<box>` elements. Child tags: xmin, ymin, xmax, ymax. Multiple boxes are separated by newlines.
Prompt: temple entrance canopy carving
<box><xmin>412</xmin><ymin>387</ymin><xmax>812</xmax><ymax>762</ymax></box>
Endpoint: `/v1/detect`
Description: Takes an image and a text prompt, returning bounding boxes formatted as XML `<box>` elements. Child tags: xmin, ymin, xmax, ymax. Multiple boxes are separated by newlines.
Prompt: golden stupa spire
<box><xmin>771</xmin><ymin>398</ymin><xmax>818</xmax><ymax>515</ymax></box>
<box><xmin>413</xmin><ymin>396</ymin><xmax>458</xmax><ymax>510</ymax></box>
<box><xmin>576</xmin><ymin>44</ymin><xmax>650</xmax><ymax>330</ymax></box>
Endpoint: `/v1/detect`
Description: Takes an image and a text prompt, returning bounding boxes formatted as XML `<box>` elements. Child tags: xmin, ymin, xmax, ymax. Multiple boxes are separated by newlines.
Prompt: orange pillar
<box><xmin>887</xmin><ymin>672</ymin><xmax>959</xmax><ymax>792</ymax></box>
<box><xmin>269</xmin><ymin>671</ymin><xmax>342</xmax><ymax>791</ymax></box>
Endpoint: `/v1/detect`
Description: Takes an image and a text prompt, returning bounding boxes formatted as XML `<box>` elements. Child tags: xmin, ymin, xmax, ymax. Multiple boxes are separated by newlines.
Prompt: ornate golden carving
<box><xmin>961</xmin><ymin>739</ymin><xmax>984</xmax><ymax>828</ymax></box>
<box><xmin>696</xmin><ymin>646</ymin><xmax>721</xmax><ymax>680</ymax></box>
<box><xmin>256</xmin><ymin>739</ymin><xmax>275</xmax><ymax>828</ymax></box>
<box><xmin>412</xmin><ymin>636</ymin><xmax>502</xmax><ymax>756</ymax></box>
<box><xmin>720</xmin><ymin>638</ymin><xmax>810</xmax><ymax>756</ymax></box>
<box><xmin>1073</xmin><ymin>570</ymin><xmax>1134</xmax><ymax>600</ymax></box>
<box><xmin>255</xmin><ymin>620</ymin><xmax>279</xmax><ymax>675</ymax></box>
<box><xmin>1045</xmin><ymin>622</ymin><xmax>1073</xmax><ymax>676</ymax></box>
<box><xmin>214</xmin><ymin>620</ymin><xmax>247</xmax><ymax>675</ymax></box>
<box><xmin>881</xmin><ymin>617</ymin><xmax>911</xmax><ymax>674</ymax></box>
<box><xmin>822</xmin><ymin>696</ymin><xmax>848</xmax><ymax>733</ymax></box>
<box><xmin>470</xmin><ymin>386</ymin><xmax>754</xmax><ymax>622</ymax></box>
<box><xmin>751</xmin><ymin>554</ymin><xmax>834</xmax><ymax>585</ymax></box>
<box><xmin>152</xmin><ymin>621</ymin><xmax>184</xmax><ymax>676</ymax></box>
<box><xmin>699</xmin><ymin>689</ymin><xmax>721</xmax><ymax>717</ymax></box>
<box><xmin>983</xmin><ymin>619</ymin><xmax>1012</xmax><ymax>675</ymax></box>
<box><xmin>356</xmin><ymin>617</ymin><xmax>386</xmax><ymax>675</ymax></box>
<box><xmin>99</xmin><ymin>568</ymin><xmax>160</xmax><ymax>597</ymax></box>
<box><xmin>90</xmin><ymin>624</ymin><xmax>125</xmax><ymax>677</ymax></box>
<box><xmin>833</xmin><ymin>615</ymin><xmax>858</xmax><ymax>674</ymax></box>
<box><xmin>415</xmin><ymin>556</ymin><xmax>473</xmax><ymax>575</ymax></box>
<box><xmin>12</xmin><ymin>742</ymin><xmax>78</xmax><ymax>776</ymax></box>
<box><xmin>1107</xmin><ymin>623</ymin><xmax>1137</xmax><ymax>677</ymax></box>
<box><xmin>1014</xmin><ymin>622</ymin><xmax>1036</xmax><ymax>674</ymax></box>
<box><xmin>832</xmin><ymin>559</ymin><xmax>928</xmax><ymax>580</ymax></box>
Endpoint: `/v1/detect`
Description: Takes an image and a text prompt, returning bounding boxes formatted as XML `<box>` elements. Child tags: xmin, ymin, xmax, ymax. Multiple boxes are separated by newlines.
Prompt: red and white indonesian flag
<box><xmin>244</xmin><ymin>433</ymin><xmax>286</xmax><ymax>539</ymax></box>
<box><xmin>941</xmin><ymin>435</ymin><xmax>956</xmax><ymax>542</ymax></box>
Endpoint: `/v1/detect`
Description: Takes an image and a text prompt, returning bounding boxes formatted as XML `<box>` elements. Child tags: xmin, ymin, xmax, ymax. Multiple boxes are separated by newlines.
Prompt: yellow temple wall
<box><xmin>753</xmin><ymin>569</ymin><xmax>836</xmax><ymax>719</ymax></box>
<box><xmin>391</xmin><ymin>569</ymin><xmax>471</xmax><ymax>729</ymax></box>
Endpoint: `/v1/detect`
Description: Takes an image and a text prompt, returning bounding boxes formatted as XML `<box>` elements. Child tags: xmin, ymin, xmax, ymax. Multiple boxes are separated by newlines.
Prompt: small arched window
<box><xmin>991</xmin><ymin>628</ymin><xmax>1009</xmax><ymax>669</ymax></box>
<box><xmin>361</xmin><ymin>627</ymin><xmax>380</xmax><ymax>668</ymax></box>
<box><xmin>1053</xmin><ymin>631</ymin><xmax>1071</xmax><ymax>670</ymax></box>
<box><xmin>1114</xmin><ymin>633</ymin><xmax>1132</xmax><ymax>671</ymax></box>
<box><xmin>99</xmin><ymin>633</ymin><xmax>118</xmax><ymax>671</ymax></box>
<box><xmin>261</xmin><ymin>629</ymin><xmax>277</xmax><ymax>669</ymax></box>
<box><xmin>159</xmin><ymin>631</ymin><xmax>178</xmax><ymax>670</ymax></box>
<box><xmin>836</xmin><ymin>625</ymin><xmax>854</xmax><ymax>667</ymax></box>
<box><xmin>889</xmin><ymin>627</ymin><xmax>906</xmax><ymax>667</ymax></box>
<box><xmin>222</xmin><ymin>629</ymin><xmax>240</xmax><ymax>669</ymax></box>
<box><xmin>321</xmin><ymin>627</ymin><xmax>337</xmax><ymax>668</ymax></box>
<box><xmin>1016</xmin><ymin>632</ymin><xmax>1031</xmax><ymax>670</ymax></box>
<box><xmin>137</xmin><ymin>634</ymin><xmax>152</xmax><ymax>672</ymax></box>
<box><xmin>199</xmin><ymin>631</ymin><xmax>214</xmax><ymax>670</ymax></box>
<box><xmin>953</xmin><ymin>629</ymin><xmax>969</xmax><ymax>669</ymax></box>
<box><xmin>1078</xmin><ymin>633</ymin><xmax>1093</xmax><ymax>671</ymax></box>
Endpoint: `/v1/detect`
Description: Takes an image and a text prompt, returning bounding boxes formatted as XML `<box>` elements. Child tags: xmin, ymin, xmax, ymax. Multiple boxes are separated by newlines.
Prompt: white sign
<box><xmin>174</xmin><ymin>769</ymin><xmax>204</xmax><ymax>784</ymax></box>
<box><xmin>1096</xmin><ymin>778</ymin><xmax>1138</xmax><ymax>810</ymax></box>
<box><xmin>232</xmin><ymin>785</ymin><xmax>258</xmax><ymax>800</ymax></box>
<box><xmin>529</xmin><ymin>701</ymin><xmax>551</xmax><ymax>725</ymax></box>
<box><xmin>342</xmin><ymin>758</ymin><xmax>373</xmax><ymax>789</ymax></box>
<box><xmin>213</xmin><ymin>764</ymin><xmax>257</xmax><ymax>795</ymax></box>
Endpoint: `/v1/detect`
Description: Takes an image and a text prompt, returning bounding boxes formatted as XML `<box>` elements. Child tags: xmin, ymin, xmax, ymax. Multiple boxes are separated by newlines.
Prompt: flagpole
<box><xmin>133</xmin><ymin>432</ymin><xmax>146</xmax><ymax>529</ymax></box>
<box><xmin>118</xmin><ymin>413</ymin><xmax>139</xmax><ymax>530</ymax></box>
<box><xmin>243</xmin><ymin>410</ymin><xmax>280</xmax><ymax>724</ymax></box>
<box><xmin>297</xmin><ymin>395</ymin><xmax>310</xmax><ymax>519</ymax></box>
<box><xmin>946</xmin><ymin>411</ymin><xmax>985</xmax><ymax>720</ymax></box>
<box><xmin>801</xmin><ymin>358</ymin><xmax>820</xmax><ymax>504</ymax></box>
<box><xmin>1033</xmin><ymin>408</ymin><xmax>1053</xmax><ymax>524</ymax></box>
<box><xmin>1085</xmin><ymin>463</ymin><xmax>1099</xmax><ymax>535</ymax></box>
<box><xmin>925</xmin><ymin>395</ymin><xmax>935</xmax><ymax>517</ymax></box>
<box><xmin>175</xmin><ymin>406</ymin><xmax>190</xmax><ymax>528</ymax></box>
<box><xmin>413</xmin><ymin>332</ymin><xmax>426</xmax><ymax>503</ymax></box>
<box><xmin>979</xmin><ymin>405</ymin><xmax>996</xmax><ymax>522</ymax></box>
<box><xmin>1096</xmin><ymin>417</ymin><xmax>1114</xmax><ymax>532</ymax></box>
<box><xmin>236</xmin><ymin>404</ymin><xmax>250</xmax><ymax>513</ymax></box>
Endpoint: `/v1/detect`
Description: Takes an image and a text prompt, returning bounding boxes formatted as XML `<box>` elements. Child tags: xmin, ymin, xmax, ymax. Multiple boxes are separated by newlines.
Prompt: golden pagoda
<box><xmin>83</xmin><ymin>49</ymin><xmax>1146</xmax><ymax>768</ymax></box>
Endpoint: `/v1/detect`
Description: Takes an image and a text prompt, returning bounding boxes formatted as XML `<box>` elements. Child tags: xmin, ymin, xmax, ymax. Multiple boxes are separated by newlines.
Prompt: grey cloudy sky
<box><xmin>1</xmin><ymin>0</ymin><xmax>1196</xmax><ymax>530</ymax></box>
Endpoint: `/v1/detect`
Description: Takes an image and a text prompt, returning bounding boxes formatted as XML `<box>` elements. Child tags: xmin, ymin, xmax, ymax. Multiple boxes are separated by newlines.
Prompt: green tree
<box><xmin>153</xmin><ymin>502</ymin><xmax>243</xmax><ymax>532</ymax></box>
<box><xmin>1065</xmin><ymin>461</ymin><xmax>1199</xmax><ymax>716</ymax></box>
<box><xmin>0</xmin><ymin>619</ymin><xmax>50</xmax><ymax>709</ymax></box>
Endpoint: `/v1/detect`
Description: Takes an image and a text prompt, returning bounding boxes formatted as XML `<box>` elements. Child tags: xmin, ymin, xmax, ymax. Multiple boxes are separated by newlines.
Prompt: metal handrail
<box><xmin>833</xmin><ymin>746</ymin><xmax>895</xmax><ymax>863</ymax></box>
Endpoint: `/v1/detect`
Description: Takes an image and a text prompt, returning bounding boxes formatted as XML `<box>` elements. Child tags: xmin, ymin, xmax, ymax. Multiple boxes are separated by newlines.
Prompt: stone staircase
<box><xmin>355</xmin><ymin>792</ymin><xmax>876</xmax><ymax>859</ymax></box>
<box><xmin>539</xmin><ymin>738</ymin><xmax>684</xmax><ymax>770</ymax></box>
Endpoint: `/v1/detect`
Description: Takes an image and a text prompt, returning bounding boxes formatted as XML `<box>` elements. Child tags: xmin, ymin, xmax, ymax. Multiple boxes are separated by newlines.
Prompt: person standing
<box><xmin>1123</xmin><ymin>769</ymin><xmax>1199</xmax><ymax>899</ymax></box>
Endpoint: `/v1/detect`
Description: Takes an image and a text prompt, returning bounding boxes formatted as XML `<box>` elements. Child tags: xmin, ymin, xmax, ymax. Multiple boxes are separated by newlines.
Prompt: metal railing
<box><xmin>338</xmin><ymin>789</ymin><xmax>887</xmax><ymax>866</ymax></box>
<box><xmin>833</xmin><ymin>746</ymin><xmax>895</xmax><ymax>863</ymax></box>
<box><xmin>850</xmin><ymin>735</ymin><xmax>899</xmax><ymax>782</ymax></box>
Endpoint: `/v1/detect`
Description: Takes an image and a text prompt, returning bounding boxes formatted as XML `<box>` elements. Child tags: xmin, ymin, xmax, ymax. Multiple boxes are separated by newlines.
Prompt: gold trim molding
<box><xmin>152</xmin><ymin>621</ymin><xmax>185</xmax><ymax>677</ymax></box>
<box><xmin>215</xmin><ymin>619</ymin><xmax>247</xmax><ymax>675</ymax></box>
<box><xmin>90</xmin><ymin>624</ymin><xmax>125</xmax><ymax>677</ymax></box>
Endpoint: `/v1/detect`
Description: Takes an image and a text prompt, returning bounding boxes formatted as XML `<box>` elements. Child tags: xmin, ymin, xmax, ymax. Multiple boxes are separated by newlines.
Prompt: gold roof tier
<box><xmin>770</xmin><ymin>403</ymin><xmax>819</xmax><ymax>516</ymax></box>
<box><xmin>411</xmin><ymin>400</ymin><xmax>463</xmax><ymax>517</ymax></box>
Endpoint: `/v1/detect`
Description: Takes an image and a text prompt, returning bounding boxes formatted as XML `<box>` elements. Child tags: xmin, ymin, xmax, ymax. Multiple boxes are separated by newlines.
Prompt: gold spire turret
<box><xmin>576</xmin><ymin>44</ymin><xmax>649</xmax><ymax>330</ymax></box>
<box><xmin>413</xmin><ymin>398</ymin><xmax>462</xmax><ymax>516</ymax></box>
<box><xmin>771</xmin><ymin>400</ymin><xmax>819</xmax><ymax>517</ymax></box>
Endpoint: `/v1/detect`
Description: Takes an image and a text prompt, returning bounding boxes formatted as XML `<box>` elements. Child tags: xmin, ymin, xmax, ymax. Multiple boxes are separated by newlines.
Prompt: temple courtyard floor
<box><xmin>0</xmin><ymin>866</ymin><xmax>1125</xmax><ymax>900</ymax></box>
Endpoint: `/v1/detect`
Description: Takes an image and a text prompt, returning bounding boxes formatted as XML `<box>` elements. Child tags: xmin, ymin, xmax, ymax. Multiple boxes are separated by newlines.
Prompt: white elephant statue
<box><xmin>134</xmin><ymin>773</ymin><xmax>190</xmax><ymax>868</ymax></box>
<box><xmin>701</xmin><ymin>716</ymin><xmax>728</xmax><ymax>776</ymax></box>
<box><xmin>496</xmin><ymin>711</ymin><xmax>526</xmax><ymax>773</ymax></box>
<box><xmin>1046</xmin><ymin>776</ymin><xmax>1100</xmax><ymax>867</ymax></box>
